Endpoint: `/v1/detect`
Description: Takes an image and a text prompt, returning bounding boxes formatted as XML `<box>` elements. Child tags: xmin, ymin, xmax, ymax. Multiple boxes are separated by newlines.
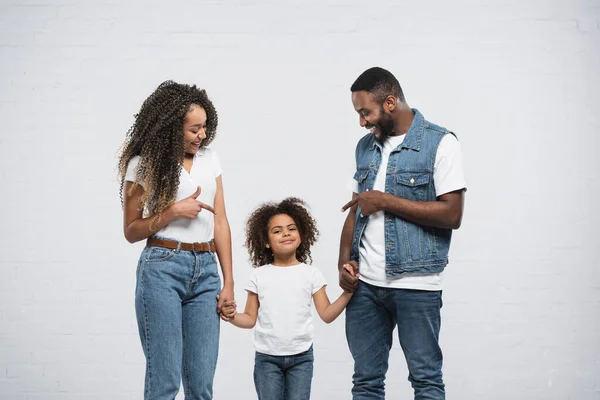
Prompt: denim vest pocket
<box><xmin>394</xmin><ymin>172</ymin><xmax>430</xmax><ymax>201</ymax></box>
<box><xmin>353</xmin><ymin>168</ymin><xmax>370</xmax><ymax>193</ymax></box>
<box><xmin>146</xmin><ymin>247</ymin><xmax>176</xmax><ymax>263</ymax></box>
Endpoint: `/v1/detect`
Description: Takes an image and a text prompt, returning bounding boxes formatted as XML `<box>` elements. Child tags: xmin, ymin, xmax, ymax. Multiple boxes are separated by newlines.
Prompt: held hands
<box><xmin>341</xmin><ymin>190</ymin><xmax>386</xmax><ymax>216</ymax></box>
<box><xmin>339</xmin><ymin>261</ymin><xmax>359</xmax><ymax>293</ymax></box>
<box><xmin>220</xmin><ymin>301</ymin><xmax>237</xmax><ymax>320</ymax></box>
<box><xmin>339</xmin><ymin>190</ymin><xmax>382</xmax><ymax>294</ymax></box>
<box><xmin>216</xmin><ymin>293</ymin><xmax>237</xmax><ymax>321</ymax></box>
<box><xmin>171</xmin><ymin>187</ymin><xmax>215</xmax><ymax>219</ymax></box>
<box><xmin>217</xmin><ymin>284</ymin><xmax>235</xmax><ymax>321</ymax></box>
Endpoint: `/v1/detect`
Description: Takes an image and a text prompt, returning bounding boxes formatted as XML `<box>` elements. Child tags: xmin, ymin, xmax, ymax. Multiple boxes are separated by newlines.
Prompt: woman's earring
<box><xmin>265</xmin><ymin>244</ymin><xmax>270</xmax><ymax>249</ymax></box>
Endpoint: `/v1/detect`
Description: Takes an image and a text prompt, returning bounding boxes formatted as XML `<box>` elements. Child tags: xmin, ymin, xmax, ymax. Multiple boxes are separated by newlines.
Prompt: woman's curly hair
<box><xmin>117</xmin><ymin>80</ymin><xmax>218</xmax><ymax>216</ymax></box>
<box><xmin>245</xmin><ymin>197</ymin><xmax>319</xmax><ymax>267</ymax></box>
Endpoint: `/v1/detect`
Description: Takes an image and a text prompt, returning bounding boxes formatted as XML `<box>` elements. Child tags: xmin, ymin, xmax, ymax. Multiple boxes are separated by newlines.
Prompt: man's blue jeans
<box><xmin>135</xmin><ymin>244</ymin><xmax>221</xmax><ymax>400</ymax></box>
<box><xmin>346</xmin><ymin>281</ymin><xmax>444</xmax><ymax>399</ymax></box>
<box><xmin>253</xmin><ymin>346</ymin><xmax>314</xmax><ymax>400</ymax></box>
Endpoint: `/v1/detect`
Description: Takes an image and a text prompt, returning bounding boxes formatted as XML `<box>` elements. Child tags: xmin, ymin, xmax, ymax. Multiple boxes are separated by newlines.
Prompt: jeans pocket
<box><xmin>135</xmin><ymin>256</ymin><xmax>144</xmax><ymax>287</ymax></box>
<box><xmin>145</xmin><ymin>246</ymin><xmax>176</xmax><ymax>263</ymax></box>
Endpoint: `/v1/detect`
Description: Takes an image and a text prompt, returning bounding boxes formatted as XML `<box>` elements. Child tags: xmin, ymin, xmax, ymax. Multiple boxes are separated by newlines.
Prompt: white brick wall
<box><xmin>1</xmin><ymin>0</ymin><xmax>598</xmax><ymax>399</ymax></box>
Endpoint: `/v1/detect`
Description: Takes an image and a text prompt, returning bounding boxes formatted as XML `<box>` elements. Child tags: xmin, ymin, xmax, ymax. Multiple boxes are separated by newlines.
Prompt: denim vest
<box><xmin>350</xmin><ymin>109</ymin><xmax>453</xmax><ymax>276</ymax></box>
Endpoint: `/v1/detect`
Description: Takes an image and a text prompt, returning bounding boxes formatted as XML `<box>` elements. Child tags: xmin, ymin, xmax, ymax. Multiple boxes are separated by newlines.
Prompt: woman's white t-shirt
<box><xmin>124</xmin><ymin>148</ymin><xmax>222</xmax><ymax>243</ymax></box>
<box><xmin>245</xmin><ymin>263</ymin><xmax>327</xmax><ymax>356</ymax></box>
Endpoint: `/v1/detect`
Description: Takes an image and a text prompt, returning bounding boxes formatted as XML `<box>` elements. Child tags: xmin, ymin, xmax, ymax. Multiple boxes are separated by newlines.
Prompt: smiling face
<box><xmin>351</xmin><ymin>90</ymin><xmax>395</xmax><ymax>143</ymax></box>
<box><xmin>183</xmin><ymin>104</ymin><xmax>208</xmax><ymax>156</ymax></box>
<box><xmin>266</xmin><ymin>213</ymin><xmax>302</xmax><ymax>260</ymax></box>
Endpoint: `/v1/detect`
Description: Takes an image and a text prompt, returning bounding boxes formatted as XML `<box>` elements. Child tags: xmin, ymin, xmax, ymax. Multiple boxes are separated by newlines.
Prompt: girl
<box><xmin>118</xmin><ymin>80</ymin><xmax>234</xmax><ymax>400</ymax></box>
<box><xmin>221</xmin><ymin>197</ymin><xmax>355</xmax><ymax>400</ymax></box>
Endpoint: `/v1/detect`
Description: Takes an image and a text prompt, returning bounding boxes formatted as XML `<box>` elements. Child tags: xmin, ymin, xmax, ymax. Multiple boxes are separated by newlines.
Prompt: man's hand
<box><xmin>339</xmin><ymin>260</ymin><xmax>359</xmax><ymax>293</ymax></box>
<box><xmin>341</xmin><ymin>190</ymin><xmax>387</xmax><ymax>216</ymax></box>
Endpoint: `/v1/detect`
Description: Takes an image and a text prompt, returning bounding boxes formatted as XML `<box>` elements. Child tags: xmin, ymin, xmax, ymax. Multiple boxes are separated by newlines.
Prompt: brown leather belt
<box><xmin>147</xmin><ymin>238</ymin><xmax>216</xmax><ymax>252</ymax></box>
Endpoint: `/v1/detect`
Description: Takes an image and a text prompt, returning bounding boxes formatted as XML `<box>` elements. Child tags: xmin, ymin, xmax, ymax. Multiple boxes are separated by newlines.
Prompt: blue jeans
<box><xmin>346</xmin><ymin>281</ymin><xmax>444</xmax><ymax>400</ymax></box>
<box><xmin>253</xmin><ymin>346</ymin><xmax>314</xmax><ymax>400</ymax></box>
<box><xmin>135</xmin><ymin>244</ymin><xmax>221</xmax><ymax>400</ymax></box>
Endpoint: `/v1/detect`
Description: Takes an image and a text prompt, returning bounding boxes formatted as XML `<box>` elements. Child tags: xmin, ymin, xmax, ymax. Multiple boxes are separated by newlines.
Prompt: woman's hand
<box><xmin>216</xmin><ymin>285</ymin><xmax>235</xmax><ymax>321</ymax></box>
<box><xmin>170</xmin><ymin>187</ymin><xmax>215</xmax><ymax>219</ymax></box>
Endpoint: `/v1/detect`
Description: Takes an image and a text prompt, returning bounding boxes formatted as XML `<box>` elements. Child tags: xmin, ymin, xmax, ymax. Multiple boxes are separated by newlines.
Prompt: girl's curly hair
<box><xmin>245</xmin><ymin>197</ymin><xmax>319</xmax><ymax>267</ymax></box>
<box><xmin>117</xmin><ymin>80</ymin><xmax>218</xmax><ymax>216</ymax></box>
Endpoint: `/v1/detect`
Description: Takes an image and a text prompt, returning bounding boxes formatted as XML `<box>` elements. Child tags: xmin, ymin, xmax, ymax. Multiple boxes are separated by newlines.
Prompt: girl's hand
<box><xmin>221</xmin><ymin>302</ymin><xmax>237</xmax><ymax>319</ymax></box>
<box><xmin>216</xmin><ymin>294</ymin><xmax>236</xmax><ymax>321</ymax></box>
<box><xmin>340</xmin><ymin>261</ymin><xmax>359</xmax><ymax>293</ymax></box>
<box><xmin>170</xmin><ymin>187</ymin><xmax>215</xmax><ymax>219</ymax></box>
<box><xmin>217</xmin><ymin>285</ymin><xmax>235</xmax><ymax>320</ymax></box>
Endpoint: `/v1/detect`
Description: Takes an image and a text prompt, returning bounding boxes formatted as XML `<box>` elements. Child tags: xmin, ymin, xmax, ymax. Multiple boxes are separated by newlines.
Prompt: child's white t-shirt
<box><xmin>245</xmin><ymin>263</ymin><xmax>327</xmax><ymax>356</ymax></box>
<box><xmin>124</xmin><ymin>147</ymin><xmax>222</xmax><ymax>243</ymax></box>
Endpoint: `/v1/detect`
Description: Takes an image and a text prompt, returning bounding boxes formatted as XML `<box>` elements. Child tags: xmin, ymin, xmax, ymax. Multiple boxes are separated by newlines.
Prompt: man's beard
<box><xmin>367</xmin><ymin>111</ymin><xmax>395</xmax><ymax>144</ymax></box>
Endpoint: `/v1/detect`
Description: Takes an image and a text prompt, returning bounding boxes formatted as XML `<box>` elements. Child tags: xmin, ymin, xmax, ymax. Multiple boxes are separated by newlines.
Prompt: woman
<box><xmin>118</xmin><ymin>80</ymin><xmax>234</xmax><ymax>400</ymax></box>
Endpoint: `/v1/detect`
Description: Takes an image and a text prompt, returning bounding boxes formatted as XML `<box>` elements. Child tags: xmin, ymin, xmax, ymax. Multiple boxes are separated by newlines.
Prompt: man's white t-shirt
<box><xmin>352</xmin><ymin>134</ymin><xmax>466</xmax><ymax>291</ymax></box>
<box><xmin>124</xmin><ymin>148</ymin><xmax>223</xmax><ymax>243</ymax></box>
<box><xmin>245</xmin><ymin>263</ymin><xmax>327</xmax><ymax>356</ymax></box>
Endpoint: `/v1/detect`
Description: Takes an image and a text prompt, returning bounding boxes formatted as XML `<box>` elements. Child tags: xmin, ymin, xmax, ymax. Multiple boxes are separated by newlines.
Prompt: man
<box><xmin>338</xmin><ymin>67</ymin><xmax>466</xmax><ymax>399</ymax></box>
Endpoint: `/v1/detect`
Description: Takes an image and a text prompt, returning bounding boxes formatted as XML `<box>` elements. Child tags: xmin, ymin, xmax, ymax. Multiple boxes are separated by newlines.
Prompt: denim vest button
<box><xmin>410</xmin><ymin>177</ymin><xmax>415</xmax><ymax>184</ymax></box>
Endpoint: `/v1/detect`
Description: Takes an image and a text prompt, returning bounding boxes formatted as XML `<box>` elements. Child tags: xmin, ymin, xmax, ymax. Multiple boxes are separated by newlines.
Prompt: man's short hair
<box><xmin>350</xmin><ymin>67</ymin><xmax>405</xmax><ymax>103</ymax></box>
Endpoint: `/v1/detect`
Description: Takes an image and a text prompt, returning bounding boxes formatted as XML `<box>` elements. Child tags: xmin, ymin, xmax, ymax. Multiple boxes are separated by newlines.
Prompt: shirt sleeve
<box><xmin>245</xmin><ymin>269</ymin><xmax>258</xmax><ymax>294</ymax></box>
<box><xmin>211</xmin><ymin>149</ymin><xmax>223</xmax><ymax>178</ymax></box>
<box><xmin>124</xmin><ymin>156</ymin><xmax>143</xmax><ymax>187</ymax></box>
<box><xmin>311</xmin><ymin>267</ymin><xmax>327</xmax><ymax>295</ymax></box>
<box><xmin>434</xmin><ymin>134</ymin><xmax>467</xmax><ymax>196</ymax></box>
